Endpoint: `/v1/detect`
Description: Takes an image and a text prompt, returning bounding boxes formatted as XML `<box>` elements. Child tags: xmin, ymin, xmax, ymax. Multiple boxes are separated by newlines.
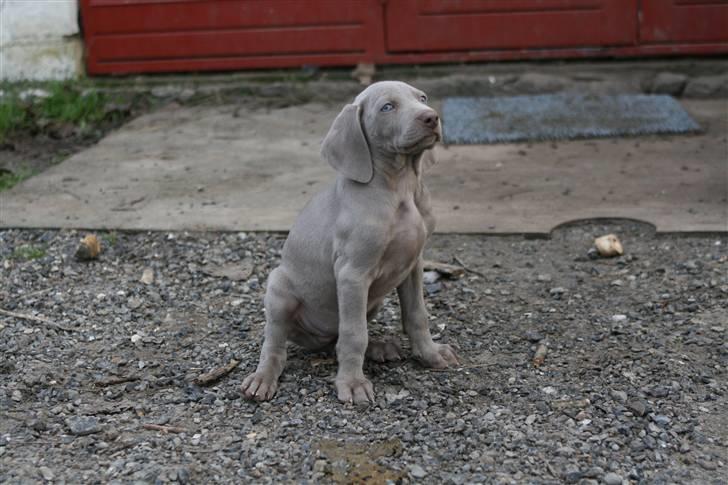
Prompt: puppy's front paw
<box><xmin>241</xmin><ymin>372</ymin><xmax>278</xmax><ymax>401</ymax></box>
<box><xmin>335</xmin><ymin>375</ymin><xmax>374</xmax><ymax>405</ymax></box>
<box><xmin>416</xmin><ymin>343</ymin><xmax>460</xmax><ymax>369</ymax></box>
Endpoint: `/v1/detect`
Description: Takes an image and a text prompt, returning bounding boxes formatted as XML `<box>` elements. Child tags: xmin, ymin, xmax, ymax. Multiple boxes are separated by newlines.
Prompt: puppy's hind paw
<box><xmin>241</xmin><ymin>372</ymin><xmax>278</xmax><ymax>401</ymax></box>
<box><xmin>366</xmin><ymin>339</ymin><xmax>403</xmax><ymax>363</ymax></box>
<box><xmin>417</xmin><ymin>343</ymin><xmax>460</xmax><ymax>369</ymax></box>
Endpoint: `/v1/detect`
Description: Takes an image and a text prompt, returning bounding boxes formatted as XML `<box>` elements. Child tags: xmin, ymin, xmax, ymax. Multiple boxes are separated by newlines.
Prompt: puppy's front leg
<box><xmin>397</xmin><ymin>256</ymin><xmax>460</xmax><ymax>368</ymax></box>
<box><xmin>334</xmin><ymin>266</ymin><xmax>374</xmax><ymax>404</ymax></box>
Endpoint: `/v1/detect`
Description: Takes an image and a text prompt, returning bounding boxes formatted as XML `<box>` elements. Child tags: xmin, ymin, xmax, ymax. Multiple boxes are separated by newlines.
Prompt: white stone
<box><xmin>409</xmin><ymin>464</ymin><xmax>427</xmax><ymax>478</ymax></box>
<box><xmin>603</xmin><ymin>472</ymin><xmax>623</xmax><ymax>485</ymax></box>
<box><xmin>38</xmin><ymin>466</ymin><xmax>54</xmax><ymax>481</ymax></box>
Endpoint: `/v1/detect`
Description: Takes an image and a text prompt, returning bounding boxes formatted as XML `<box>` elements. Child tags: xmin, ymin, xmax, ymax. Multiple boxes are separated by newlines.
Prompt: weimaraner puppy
<box><xmin>242</xmin><ymin>81</ymin><xmax>459</xmax><ymax>404</ymax></box>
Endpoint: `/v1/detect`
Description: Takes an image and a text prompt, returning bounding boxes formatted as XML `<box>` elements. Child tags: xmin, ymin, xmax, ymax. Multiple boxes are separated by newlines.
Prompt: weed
<box><xmin>0</xmin><ymin>98</ymin><xmax>30</xmax><ymax>142</ymax></box>
<box><xmin>37</xmin><ymin>83</ymin><xmax>108</xmax><ymax>126</ymax></box>
<box><xmin>0</xmin><ymin>168</ymin><xmax>36</xmax><ymax>192</ymax></box>
<box><xmin>11</xmin><ymin>244</ymin><xmax>47</xmax><ymax>261</ymax></box>
<box><xmin>101</xmin><ymin>231</ymin><xmax>118</xmax><ymax>247</ymax></box>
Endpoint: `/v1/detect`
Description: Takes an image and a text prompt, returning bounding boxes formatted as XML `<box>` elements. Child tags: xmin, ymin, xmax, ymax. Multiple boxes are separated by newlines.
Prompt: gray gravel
<box><xmin>1</xmin><ymin>220</ymin><xmax>726</xmax><ymax>484</ymax></box>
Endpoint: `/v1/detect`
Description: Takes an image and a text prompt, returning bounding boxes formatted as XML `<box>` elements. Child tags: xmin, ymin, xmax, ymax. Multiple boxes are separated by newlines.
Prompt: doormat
<box><xmin>442</xmin><ymin>94</ymin><xmax>701</xmax><ymax>144</ymax></box>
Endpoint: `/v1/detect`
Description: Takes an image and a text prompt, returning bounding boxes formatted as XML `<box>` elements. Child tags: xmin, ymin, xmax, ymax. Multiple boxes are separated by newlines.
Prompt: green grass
<box><xmin>0</xmin><ymin>82</ymin><xmax>109</xmax><ymax>142</ymax></box>
<box><xmin>11</xmin><ymin>244</ymin><xmax>47</xmax><ymax>261</ymax></box>
<box><xmin>101</xmin><ymin>231</ymin><xmax>118</xmax><ymax>247</ymax></box>
<box><xmin>0</xmin><ymin>99</ymin><xmax>30</xmax><ymax>141</ymax></box>
<box><xmin>0</xmin><ymin>168</ymin><xmax>36</xmax><ymax>192</ymax></box>
<box><xmin>37</xmin><ymin>83</ymin><xmax>108</xmax><ymax>125</ymax></box>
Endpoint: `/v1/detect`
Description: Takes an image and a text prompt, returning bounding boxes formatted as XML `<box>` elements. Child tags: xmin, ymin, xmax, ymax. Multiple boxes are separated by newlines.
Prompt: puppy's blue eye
<box><xmin>380</xmin><ymin>103</ymin><xmax>394</xmax><ymax>112</ymax></box>
<box><xmin>420</xmin><ymin>95</ymin><xmax>428</xmax><ymax>103</ymax></box>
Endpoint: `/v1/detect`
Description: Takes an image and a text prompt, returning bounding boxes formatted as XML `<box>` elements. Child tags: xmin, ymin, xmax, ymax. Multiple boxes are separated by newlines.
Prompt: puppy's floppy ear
<box><xmin>321</xmin><ymin>104</ymin><xmax>373</xmax><ymax>184</ymax></box>
<box><xmin>421</xmin><ymin>148</ymin><xmax>437</xmax><ymax>171</ymax></box>
<box><xmin>413</xmin><ymin>147</ymin><xmax>437</xmax><ymax>176</ymax></box>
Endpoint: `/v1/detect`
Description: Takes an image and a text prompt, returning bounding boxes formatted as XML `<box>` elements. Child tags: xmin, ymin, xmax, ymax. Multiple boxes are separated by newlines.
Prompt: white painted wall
<box><xmin>0</xmin><ymin>0</ymin><xmax>83</xmax><ymax>81</ymax></box>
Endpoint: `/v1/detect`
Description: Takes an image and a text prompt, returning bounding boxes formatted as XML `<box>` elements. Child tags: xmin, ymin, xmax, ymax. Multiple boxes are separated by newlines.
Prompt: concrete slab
<box><xmin>1</xmin><ymin>99</ymin><xmax>726</xmax><ymax>234</ymax></box>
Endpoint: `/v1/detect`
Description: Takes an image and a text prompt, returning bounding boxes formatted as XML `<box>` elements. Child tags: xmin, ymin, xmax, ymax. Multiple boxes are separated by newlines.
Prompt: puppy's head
<box><xmin>321</xmin><ymin>81</ymin><xmax>439</xmax><ymax>183</ymax></box>
<box><xmin>355</xmin><ymin>81</ymin><xmax>440</xmax><ymax>155</ymax></box>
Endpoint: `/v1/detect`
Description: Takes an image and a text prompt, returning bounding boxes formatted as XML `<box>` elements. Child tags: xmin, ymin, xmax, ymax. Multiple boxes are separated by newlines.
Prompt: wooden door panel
<box><xmin>83</xmin><ymin>0</ymin><xmax>369</xmax><ymax>35</ymax></box>
<box><xmin>640</xmin><ymin>0</ymin><xmax>728</xmax><ymax>43</ymax></box>
<box><xmin>385</xmin><ymin>0</ymin><xmax>638</xmax><ymax>52</ymax></box>
<box><xmin>81</xmin><ymin>0</ymin><xmax>382</xmax><ymax>74</ymax></box>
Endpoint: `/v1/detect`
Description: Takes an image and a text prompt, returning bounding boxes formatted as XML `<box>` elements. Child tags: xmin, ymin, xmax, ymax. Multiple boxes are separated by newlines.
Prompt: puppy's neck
<box><xmin>371</xmin><ymin>152</ymin><xmax>424</xmax><ymax>188</ymax></box>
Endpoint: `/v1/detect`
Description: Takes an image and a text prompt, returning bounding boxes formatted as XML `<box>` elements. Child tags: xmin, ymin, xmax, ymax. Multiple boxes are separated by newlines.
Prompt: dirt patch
<box><xmin>317</xmin><ymin>438</ymin><xmax>404</xmax><ymax>484</ymax></box>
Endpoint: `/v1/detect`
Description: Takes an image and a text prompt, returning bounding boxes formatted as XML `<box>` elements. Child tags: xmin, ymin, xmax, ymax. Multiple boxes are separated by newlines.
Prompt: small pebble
<box><xmin>38</xmin><ymin>466</ymin><xmax>54</xmax><ymax>481</ymax></box>
<box><xmin>628</xmin><ymin>401</ymin><xmax>647</xmax><ymax>417</ymax></box>
<box><xmin>652</xmin><ymin>415</ymin><xmax>671</xmax><ymax>426</ymax></box>
<box><xmin>66</xmin><ymin>416</ymin><xmax>101</xmax><ymax>436</ymax></box>
<box><xmin>409</xmin><ymin>464</ymin><xmax>427</xmax><ymax>479</ymax></box>
<box><xmin>603</xmin><ymin>472</ymin><xmax>622</xmax><ymax>485</ymax></box>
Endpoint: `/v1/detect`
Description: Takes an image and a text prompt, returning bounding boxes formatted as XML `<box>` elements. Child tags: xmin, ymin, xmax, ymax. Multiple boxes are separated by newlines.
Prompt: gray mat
<box><xmin>442</xmin><ymin>94</ymin><xmax>701</xmax><ymax>144</ymax></box>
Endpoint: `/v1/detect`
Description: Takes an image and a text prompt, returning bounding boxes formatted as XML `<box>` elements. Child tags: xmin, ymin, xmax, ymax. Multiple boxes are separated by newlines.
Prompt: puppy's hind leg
<box><xmin>366</xmin><ymin>339</ymin><xmax>404</xmax><ymax>362</ymax></box>
<box><xmin>364</xmin><ymin>303</ymin><xmax>404</xmax><ymax>363</ymax></box>
<box><xmin>242</xmin><ymin>268</ymin><xmax>297</xmax><ymax>401</ymax></box>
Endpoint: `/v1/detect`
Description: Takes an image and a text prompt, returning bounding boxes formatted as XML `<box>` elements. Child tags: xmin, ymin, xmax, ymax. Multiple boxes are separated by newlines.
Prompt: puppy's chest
<box><xmin>376</xmin><ymin>200</ymin><xmax>427</xmax><ymax>284</ymax></box>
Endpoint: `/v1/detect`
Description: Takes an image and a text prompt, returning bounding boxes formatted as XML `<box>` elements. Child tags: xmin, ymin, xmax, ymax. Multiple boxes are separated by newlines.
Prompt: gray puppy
<box><xmin>242</xmin><ymin>81</ymin><xmax>459</xmax><ymax>404</ymax></box>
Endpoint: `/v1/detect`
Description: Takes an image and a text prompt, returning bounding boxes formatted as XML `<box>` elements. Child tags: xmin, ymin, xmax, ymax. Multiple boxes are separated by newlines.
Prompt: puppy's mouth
<box><xmin>400</xmin><ymin>131</ymin><xmax>440</xmax><ymax>153</ymax></box>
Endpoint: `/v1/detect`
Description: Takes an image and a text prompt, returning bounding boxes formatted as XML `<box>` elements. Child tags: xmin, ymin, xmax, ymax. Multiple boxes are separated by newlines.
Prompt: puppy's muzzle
<box><xmin>418</xmin><ymin>110</ymin><xmax>439</xmax><ymax>130</ymax></box>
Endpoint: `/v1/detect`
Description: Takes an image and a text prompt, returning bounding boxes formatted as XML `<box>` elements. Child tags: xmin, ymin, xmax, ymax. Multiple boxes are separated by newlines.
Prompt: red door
<box><xmin>384</xmin><ymin>0</ymin><xmax>638</xmax><ymax>53</ymax></box>
<box><xmin>80</xmin><ymin>0</ymin><xmax>728</xmax><ymax>75</ymax></box>
<box><xmin>640</xmin><ymin>0</ymin><xmax>728</xmax><ymax>44</ymax></box>
<box><xmin>81</xmin><ymin>0</ymin><xmax>384</xmax><ymax>75</ymax></box>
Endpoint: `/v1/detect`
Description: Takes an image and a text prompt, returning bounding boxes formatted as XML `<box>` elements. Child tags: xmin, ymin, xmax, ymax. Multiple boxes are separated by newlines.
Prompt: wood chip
<box><xmin>194</xmin><ymin>359</ymin><xmax>239</xmax><ymax>386</ymax></box>
<box><xmin>423</xmin><ymin>260</ymin><xmax>466</xmax><ymax>279</ymax></box>
<box><xmin>551</xmin><ymin>398</ymin><xmax>591</xmax><ymax>410</ymax></box>
<box><xmin>310</xmin><ymin>357</ymin><xmax>336</xmax><ymax>368</ymax></box>
<box><xmin>142</xmin><ymin>423</ymin><xmax>187</xmax><ymax>434</ymax></box>
<box><xmin>0</xmin><ymin>308</ymin><xmax>76</xmax><ymax>332</ymax></box>
<box><xmin>453</xmin><ymin>256</ymin><xmax>486</xmax><ymax>277</ymax></box>
<box><xmin>532</xmin><ymin>343</ymin><xmax>548</xmax><ymax>367</ymax></box>
<box><xmin>200</xmin><ymin>261</ymin><xmax>254</xmax><ymax>281</ymax></box>
<box><xmin>94</xmin><ymin>375</ymin><xmax>139</xmax><ymax>387</ymax></box>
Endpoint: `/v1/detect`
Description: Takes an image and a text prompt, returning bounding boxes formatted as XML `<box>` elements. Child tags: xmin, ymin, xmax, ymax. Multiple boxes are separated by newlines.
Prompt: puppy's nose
<box><xmin>418</xmin><ymin>111</ymin><xmax>439</xmax><ymax>129</ymax></box>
